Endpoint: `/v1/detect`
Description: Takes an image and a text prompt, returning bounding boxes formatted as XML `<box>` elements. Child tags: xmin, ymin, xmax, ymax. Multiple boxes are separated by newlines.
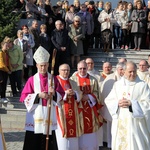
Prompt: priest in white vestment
<box><xmin>105</xmin><ymin>61</ymin><xmax>150</xmax><ymax>150</ymax></box>
<box><xmin>101</xmin><ymin>62</ymin><xmax>125</xmax><ymax>148</ymax></box>
<box><xmin>137</xmin><ymin>59</ymin><xmax>150</xmax><ymax>87</ymax></box>
<box><xmin>100</xmin><ymin>62</ymin><xmax>113</xmax><ymax>87</ymax></box>
<box><xmin>20</xmin><ymin>46</ymin><xmax>64</xmax><ymax>150</ymax></box>
<box><xmin>70</xmin><ymin>60</ymin><xmax>103</xmax><ymax>150</ymax></box>
<box><xmin>85</xmin><ymin>58</ymin><xmax>101</xmax><ymax>83</ymax></box>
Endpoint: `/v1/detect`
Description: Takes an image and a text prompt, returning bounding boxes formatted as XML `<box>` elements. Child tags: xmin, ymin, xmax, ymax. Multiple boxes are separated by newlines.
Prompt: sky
<box><xmin>51</xmin><ymin>0</ymin><xmax>134</xmax><ymax>9</ymax></box>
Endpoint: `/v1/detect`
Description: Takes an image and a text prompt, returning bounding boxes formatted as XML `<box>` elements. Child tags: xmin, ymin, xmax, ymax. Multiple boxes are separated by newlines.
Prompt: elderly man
<box><xmin>29</xmin><ymin>20</ymin><xmax>39</xmax><ymax>51</ymax></box>
<box><xmin>29</xmin><ymin>20</ymin><xmax>40</xmax><ymax>75</ymax></box>
<box><xmin>51</xmin><ymin>20</ymin><xmax>69</xmax><ymax>75</ymax></box>
<box><xmin>85</xmin><ymin>58</ymin><xmax>101</xmax><ymax>82</ymax></box>
<box><xmin>105</xmin><ymin>61</ymin><xmax>150</xmax><ymax>150</ymax></box>
<box><xmin>56</xmin><ymin>64</ymin><xmax>81</xmax><ymax>150</ymax></box>
<box><xmin>137</xmin><ymin>60</ymin><xmax>150</xmax><ymax>87</ymax></box>
<box><xmin>118</xmin><ymin>57</ymin><xmax>127</xmax><ymax>63</ymax></box>
<box><xmin>100</xmin><ymin>62</ymin><xmax>113</xmax><ymax>86</ymax></box>
<box><xmin>20</xmin><ymin>46</ymin><xmax>64</xmax><ymax>150</ymax></box>
<box><xmin>101</xmin><ymin>62</ymin><xmax>125</xmax><ymax>148</ymax></box>
<box><xmin>70</xmin><ymin>60</ymin><xmax>103</xmax><ymax>150</ymax></box>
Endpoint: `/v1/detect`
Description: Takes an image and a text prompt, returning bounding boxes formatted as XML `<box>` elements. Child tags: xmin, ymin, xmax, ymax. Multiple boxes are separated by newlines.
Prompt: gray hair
<box><xmin>55</xmin><ymin>20</ymin><xmax>62</xmax><ymax>26</ymax></box>
<box><xmin>73</xmin><ymin>16</ymin><xmax>81</xmax><ymax>22</ymax></box>
<box><xmin>59</xmin><ymin>63</ymin><xmax>70</xmax><ymax>70</ymax></box>
<box><xmin>77</xmin><ymin>60</ymin><xmax>87</xmax><ymax>68</ymax></box>
<box><xmin>116</xmin><ymin>62</ymin><xmax>126</xmax><ymax>70</ymax></box>
<box><xmin>32</xmin><ymin>19</ymin><xmax>38</xmax><ymax>25</ymax></box>
<box><xmin>17</xmin><ymin>30</ymin><xmax>23</xmax><ymax>35</ymax></box>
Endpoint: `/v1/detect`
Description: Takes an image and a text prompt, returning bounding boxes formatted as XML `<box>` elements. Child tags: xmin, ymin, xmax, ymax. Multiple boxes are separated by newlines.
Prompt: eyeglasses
<box><xmin>79</xmin><ymin>68</ymin><xmax>86</xmax><ymax>70</ymax></box>
<box><xmin>61</xmin><ymin>69</ymin><xmax>70</xmax><ymax>72</ymax></box>
<box><xmin>75</xmin><ymin>20</ymin><xmax>80</xmax><ymax>22</ymax></box>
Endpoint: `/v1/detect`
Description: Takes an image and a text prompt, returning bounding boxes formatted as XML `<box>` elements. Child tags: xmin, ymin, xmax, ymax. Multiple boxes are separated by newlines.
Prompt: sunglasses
<box><xmin>75</xmin><ymin>20</ymin><xmax>80</xmax><ymax>22</ymax></box>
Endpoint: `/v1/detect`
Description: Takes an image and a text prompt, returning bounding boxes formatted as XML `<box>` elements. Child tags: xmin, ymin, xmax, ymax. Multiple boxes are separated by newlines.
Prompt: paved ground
<box><xmin>3</xmin><ymin>128</ymin><xmax>25</xmax><ymax>150</ymax></box>
<box><xmin>3</xmin><ymin>128</ymin><xmax>110</xmax><ymax>150</ymax></box>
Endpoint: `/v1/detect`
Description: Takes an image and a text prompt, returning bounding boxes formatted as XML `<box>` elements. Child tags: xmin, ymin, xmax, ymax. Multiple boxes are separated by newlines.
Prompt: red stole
<box><xmin>56</xmin><ymin>76</ymin><xmax>78</xmax><ymax>137</ymax></box>
<box><xmin>101</xmin><ymin>72</ymin><xmax>107</xmax><ymax>79</ymax></box>
<box><xmin>76</xmin><ymin>73</ymin><xmax>95</xmax><ymax>133</ymax></box>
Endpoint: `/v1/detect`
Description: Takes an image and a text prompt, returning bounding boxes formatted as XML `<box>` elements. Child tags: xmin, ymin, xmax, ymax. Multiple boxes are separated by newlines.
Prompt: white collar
<box><xmin>78</xmin><ymin>73</ymin><xmax>88</xmax><ymax>78</ymax></box>
<box><xmin>18</xmin><ymin>38</ymin><xmax>23</xmax><ymax>42</ymax></box>
<box><xmin>59</xmin><ymin>75</ymin><xmax>68</xmax><ymax>80</ymax></box>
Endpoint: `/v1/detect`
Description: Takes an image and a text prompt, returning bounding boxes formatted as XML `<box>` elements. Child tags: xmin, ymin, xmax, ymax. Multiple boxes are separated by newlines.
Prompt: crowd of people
<box><xmin>0</xmin><ymin>0</ymin><xmax>150</xmax><ymax>150</ymax></box>
<box><xmin>15</xmin><ymin>0</ymin><xmax>150</xmax><ymax>53</ymax></box>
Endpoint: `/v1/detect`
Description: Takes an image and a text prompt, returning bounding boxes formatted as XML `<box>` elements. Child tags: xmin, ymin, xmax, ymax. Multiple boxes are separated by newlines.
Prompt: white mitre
<box><xmin>33</xmin><ymin>46</ymin><xmax>50</xmax><ymax>63</ymax></box>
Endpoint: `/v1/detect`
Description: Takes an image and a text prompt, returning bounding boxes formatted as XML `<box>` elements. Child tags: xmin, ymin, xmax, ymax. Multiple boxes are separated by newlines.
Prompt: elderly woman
<box><xmin>98</xmin><ymin>2</ymin><xmax>116</xmax><ymax>53</ymax></box>
<box><xmin>131</xmin><ymin>0</ymin><xmax>147</xmax><ymax>51</ymax></box>
<box><xmin>14</xmin><ymin>30</ymin><xmax>28</xmax><ymax>66</ymax></box>
<box><xmin>68</xmin><ymin>16</ymin><xmax>84</xmax><ymax>68</ymax></box>
<box><xmin>0</xmin><ymin>41</ymin><xmax>12</xmax><ymax>103</ymax></box>
<box><xmin>22</xmin><ymin>25</ymin><xmax>35</xmax><ymax>80</ymax></box>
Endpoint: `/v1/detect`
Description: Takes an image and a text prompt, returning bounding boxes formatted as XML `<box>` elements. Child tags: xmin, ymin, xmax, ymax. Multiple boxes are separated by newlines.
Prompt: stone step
<box><xmin>1</xmin><ymin>113</ymin><xmax>26</xmax><ymax>129</ymax></box>
<box><xmin>0</xmin><ymin>96</ymin><xmax>26</xmax><ymax>129</ymax></box>
<box><xmin>89</xmin><ymin>48</ymin><xmax>150</xmax><ymax>53</ymax></box>
<box><xmin>1</xmin><ymin>106</ymin><xmax>26</xmax><ymax>129</ymax></box>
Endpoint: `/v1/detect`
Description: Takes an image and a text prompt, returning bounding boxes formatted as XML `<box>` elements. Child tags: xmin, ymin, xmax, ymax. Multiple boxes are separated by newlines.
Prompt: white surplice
<box><xmin>137</xmin><ymin>70</ymin><xmax>150</xmax><ymax>88</ymax></box>
<box><xmin>105</xmin><ymin>76</ymin><xmax>150</xmax><ymax>150</ymax></box>
<box><xmin>101</xmin><ymin>71</ymin><xmax>121</xmax><ymax>148</ymax></box>
<box><xmin>24</xmin><ymin>73</ymin><xmax>62</xmax><ymax>135</ymax></box>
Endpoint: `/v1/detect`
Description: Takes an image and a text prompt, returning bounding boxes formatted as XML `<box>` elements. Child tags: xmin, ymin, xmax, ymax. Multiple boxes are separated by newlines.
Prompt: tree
<box><xmin>0</xmin><ymin>0</ymin><xmax>21</xmax><ymax>42</ymax></box>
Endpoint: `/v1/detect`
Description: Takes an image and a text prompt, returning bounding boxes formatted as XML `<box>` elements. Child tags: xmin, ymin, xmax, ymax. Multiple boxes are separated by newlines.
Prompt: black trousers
<box><xmin>82</xmin><ymin>34</ymin><xmax>91</xmax><ymax>55</ymax></box>
<box><xmin>0</xmin><ymin>71</ymin><xmax>8</xmax><ymax>98</ymax></box>
<box><xmin>23</xmin><ymin>130</ymin><xmax>58</xmax><ymax>150</ymax></box>
<box><xmin>9</xmin><ymin>70</ymin><xmax>22</xmax><ymax>95</ymax></box>
<box><xmin>54</xmin><ymin>51</ymin><xmax>68</xmax><ymax>75</ymax></box>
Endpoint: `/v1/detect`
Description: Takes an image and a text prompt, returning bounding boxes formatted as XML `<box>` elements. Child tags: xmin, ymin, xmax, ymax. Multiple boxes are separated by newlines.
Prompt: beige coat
<box><xmin>98</xmin><ymin>10</ymin><xmax>116</xmax><ymax>32</ymax></box>
<box><xmin>68</xmin><ymin>24</ymin><xmax>84</xmax><ymax>55</ymax></box>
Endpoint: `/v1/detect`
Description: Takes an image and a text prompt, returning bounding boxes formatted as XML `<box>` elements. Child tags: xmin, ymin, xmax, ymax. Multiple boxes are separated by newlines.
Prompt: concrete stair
<box><xmin>84</xmin><ymin>48</ymin><xmax>150</xmax><ymax>71</ymax></box>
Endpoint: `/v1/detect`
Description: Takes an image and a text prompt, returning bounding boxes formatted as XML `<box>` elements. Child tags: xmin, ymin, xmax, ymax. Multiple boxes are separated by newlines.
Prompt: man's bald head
<box><xmin>59</xmin><ymin>63</ymin><xmax>70</xmax><ymax>78</ymax></box>
<box><xmin>85</xmin><ymin>58</ymin><xmax>94</xmax><ymax>71</ymax></box>
<box><xmin>124</xmin><ymin>61</ymin><xmax>137</xmax><ymax>81</ymax></box>
<box><xmin>139</xmin><ymin>60</ymin><xmax>148</xmax><ymax>72</ymax></box>
<box><xmin>77</xmin><ymin>60</ymin><xmax>88</xmax><ymax>76</ymax></box>
<box><xmin>119</xmin><ymin>58</ymin><xmax>127</xmax><ymax>63</ymax></box>
<box><xmin>102</xmin><ymin>62</ymin><xmax>112</xmax><ymax>74</ymax></box>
